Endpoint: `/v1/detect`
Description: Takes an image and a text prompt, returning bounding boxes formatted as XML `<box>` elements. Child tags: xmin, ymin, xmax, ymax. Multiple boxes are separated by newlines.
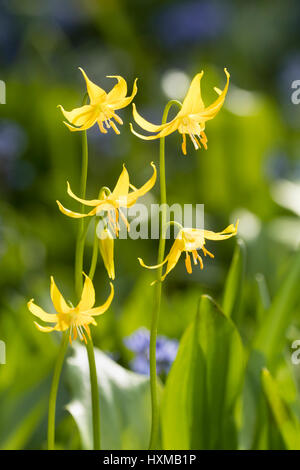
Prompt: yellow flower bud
<box><xmin>99</xmin><ymin>228</ymin><xmax>115</xmax><ymax>280</ymax></box>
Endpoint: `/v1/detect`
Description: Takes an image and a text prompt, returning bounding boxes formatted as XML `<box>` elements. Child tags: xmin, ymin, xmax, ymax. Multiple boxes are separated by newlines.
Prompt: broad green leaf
<box><xmin>65</xmin><ymin>344</ymin><xmax>153</xmax><ymax>450</ymax></box>
<box><xmin>261</xmin><ymin>368</ymin><xmax>300</xmax><ymax>450</ymax></box>
<box><xmin>222</xmin><ymin>238</ymin><xmax>246</xmax><ymax>322</ymax></box>
<box><xmin>162</xmin><ymin>295</ymin><xmax>245</xmax><ymax>450</ymax></box>
<box><xmin>253</xmin><ymin>248</ymin><xmax>300</xmax><ymax>364</ymax></box>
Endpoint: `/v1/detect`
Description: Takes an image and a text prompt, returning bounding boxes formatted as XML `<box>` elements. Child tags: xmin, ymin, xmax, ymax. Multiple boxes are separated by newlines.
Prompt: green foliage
<box><xmin>162</xmin><ymin>295</ymin><xmax>245</xmax><ymax>449</ymax></box>
<box><xmin>1</xmin><ymin>0</ymin><xmax>300</xmax><ymax>451</ymax></box>
<box><xmin>222</xmin><ymin>238</ymin><xmax>246</xmax><ymax>322</ymax></box>
<box><xmin>262</xmin><ymin>369</ymin><xmax>300</xmax><ymax>450</ymax></box>
<box><xmin>253</xmin><ymin>248</ymin><xmax>300</xmax><ymax>365</ymax></box>
<box><xmin>65</xmin><ymin>344</ymin><xmax>154</xmax><ymax>450</ymax></box>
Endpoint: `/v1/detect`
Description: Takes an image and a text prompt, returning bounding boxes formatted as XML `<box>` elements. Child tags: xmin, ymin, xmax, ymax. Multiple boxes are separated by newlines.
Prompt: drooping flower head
<box><xmin>58</xmin><ymin>68</ymin><xmax>137</xmax><ymax>134</ymax></box>
<box><xmin>28</xmin><ymin>274</ymin><xmax>114</xmax><ymax>344</ymax></box>
<box><xmin>138</xmin><ymin>220</ymin><xmax>238</xmax><ymax>282</ymax></box>
<box><xmin>56</xmin><ymin>162</ymin><xmax>157</xmax><ymax>235</ymax></box>
<box><xmin>130</xmin><ymin>68</ymin><xmax>229</xmax><ymax>155</ymax></box>
<box><xmin>98</xmin><ymin>227</ymin><xmax>115</xmax><ymax>280</ymax></box>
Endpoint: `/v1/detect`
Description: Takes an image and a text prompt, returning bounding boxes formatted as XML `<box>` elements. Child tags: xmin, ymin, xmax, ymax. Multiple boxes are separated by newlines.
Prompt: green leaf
<box><xmin>255</xmin><ymin>273</ymin><xmax>271</xmax><ymax>311</ymax></box>
<box><xmin>162</xmin><ymin>295</ymin><xmax>245</xmax><ymax>449</ymax></box>
<box><xmin>261</xmin><ymin>368</ymin><xmax>300</xmax><ymax>450</ymax></box>
<box><xmin>222</xmin><ymin>238</ymin><xmax>246</xmax><ymax>322</ymax></box>
<box><xmin>65</xmin><ymin>344</ymin><xmax>153</xmax><ymax>450</ymax></box>
<box><xmin>253</xmin><ymin>248</ymin><xmax>300</xmax><ymax>364</ymax></box>
<box><xmin>255</xmin><ymin>273</ymin><xmax>271</xmax><ymax>324</ymax></box>
<box><xmin>0</xmin><ymin>398</ymin><xmax>47</xmax><ymax>450</ymax></box>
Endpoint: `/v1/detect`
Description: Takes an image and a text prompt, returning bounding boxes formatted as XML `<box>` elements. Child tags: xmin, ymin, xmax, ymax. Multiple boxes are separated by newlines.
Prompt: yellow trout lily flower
<box><xmin>99</xmin><ymin>228</ymin><xmax>115</xmax><ymax>280</ymax></box>
<box><xmin>58</xmin><ymin>68</ymin><xmax>137</xmax><ymax>134</ymax></box>
<box><xmin>28</xmin><ymin>274</ymin><xmax>114</xmax><ymax>344</ymax></box>
<box><xmin>56</xmin><ymin>162</ymin><xmax>157</xmax><ymax>234</ymax></box>
<box><xmin>139</xmin><ymin>220</ymin><xmax>238</xmax><ymax>282</ymax></box>
<box><xmin>130</xmin><ymin>68</ymin><xmax>229</xmax><ymax>155</ymax></box>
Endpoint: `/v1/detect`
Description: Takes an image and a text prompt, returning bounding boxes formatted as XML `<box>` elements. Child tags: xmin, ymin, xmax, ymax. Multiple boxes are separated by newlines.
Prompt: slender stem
<box><xmin>148</xmin><ymin>100</ymin><xmax>182</xmax><ymax>450</ymax></box>
<box><xmin>47</xmin><ymin>331</ymin><xmax>69</xmax><ymax>450</ymax></box>
<box><xmin>86</xmin><ymin>220</ymin><xmax>101</xmax><ymax>450</ymax></box>
<box><xmin>75</xmin><ymin>93</ymin><xmax>89</xmax><ymax>299</ymax></box>
<box><xmin>73</xmin><ymin>95</ymin><xmax>101</xmax><ymax>450</ymax></box>
<box><xmin>85</xmin><ymin>336</ymin><xmax>101</xmax><ymax>450</ymax></box>
<box><xmin>89</xmin><ymin>219</ymin><xmax>99</xmax><ymax>280</ymax></box>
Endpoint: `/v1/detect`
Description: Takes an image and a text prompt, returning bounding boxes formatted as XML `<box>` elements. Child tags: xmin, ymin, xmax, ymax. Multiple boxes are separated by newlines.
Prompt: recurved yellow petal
<box><xmin>50</xmin><ymin>277</ymin><xmax>71</xmax><ymax>314</ymax></box>
<box><xmin>111</xmin><ymin>165</ymin><xmax>130</xmax><ymax>200</ymax></box>
<box><xmin>130</xmin><ymin>118</ymin><xmax>179</xmax><ymax>141</ymax></box>
<box><xmin>126</xmin><ymin>162</ymin><xmax>157</xmax><ymax>206</ymax></box>
<box><xmin>138</xmin><ymin>256</ymin><xmax>168</xmax><ymax>270</ymax></box>
<box><xmin>179</xmin><ymin>71</ymin><xmax>204</xmax><ymax>115</ymax></box>
<box><xmin>67</xmin><ymin>182</ymin><xmax>101</xmax><ymax>207</ymax></box>
<box><xmin>34</xmin><ymin>322</ymin><xmax>60</xmax><ymax>333</ymax></box>
<box><xmin>191</xmin><ymin>68</ymin><xmax>230</xmax><ymax>122</ymax></box>
<box><xmin>138</xmin><ymin>238</ymin><xmax>183</xmax><ymax>281</ymax></box>
<box><xmin>84</xmin><ymin>282</ymin><xmax>114</xmax><ymax>316</ymax></box>
<box><xmin>62</xmin><ymin>115</ymin><xmax>98</xmax><ymax>132</ymax></box>
<box><xmin>113</xmin><ymin>78</ymin><xmax>138</xmax><ymax>110</ymax></box>
<box><xmin>79</xmin><ymin>67</ymin><xmax>106</xmax><ymax>104</ymax></box>
<box><xmin>161</xmin><ymin>239</ymin><xmax>183</xmax><ymax>281</ymax></box>
<box><xmin>56</xmin><ymin>200</ymin><xmax>96</xmax><ymax>218</ymax></box>
<box><xmin>132</xmin><ymin>103</ymin><xmax>172</xmax><ymax>133</ymax></box>
<box><xmin>106</xmin><ymin>75</ymin><xmax>128</xmax><ymax>103</ymax></box>
<box><xmin>27</xmin><ymin>300</ymin><xmax>59</xmax><ymax>323</ymax></box>
<box><xmin>203</xmin><ymin>219</ymin><xmax>238</xmax><ymax>240</ymax></box>
<box><xmin>77</xmin><ymin>273</ymin><xmax>95</xmax><ymax>311</ymax></box>
<box><xmin>58</xmin><ymin>104</ymin><xmax>96</xmax><ymax>127</ymax></box>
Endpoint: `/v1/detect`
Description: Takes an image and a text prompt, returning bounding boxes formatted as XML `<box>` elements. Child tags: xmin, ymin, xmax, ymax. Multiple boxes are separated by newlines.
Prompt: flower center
<box><xmin>96</xmin><ymin>104</ymin><xmax>123</xmax><ymax>134</ymax></box>
<box><xmin>178</xmin><ymin>116</ymin><xmax>207</xmax><ymax>153</ymax></box>
<box><xmin>67</xmin><ymin>309</ymin><xmax>90</xmax><ymax>344</ymax></box>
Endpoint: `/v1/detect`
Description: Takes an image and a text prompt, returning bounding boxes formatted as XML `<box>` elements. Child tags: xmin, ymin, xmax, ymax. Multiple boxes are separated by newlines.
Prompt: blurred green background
<box><xmin>0</xmin><ymin>0</ymin><xmax>300</xmax><ymax>449</ymax></box>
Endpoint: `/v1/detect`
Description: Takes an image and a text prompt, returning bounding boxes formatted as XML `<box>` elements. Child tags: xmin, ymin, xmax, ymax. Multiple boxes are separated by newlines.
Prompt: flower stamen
<box><xmin>98</xmin><ymin>120</ymin><xmax>108</xmax><ymax>133</ymax></box>
<box><xmin>185</xmin><ymin>252</ymin><xmax>192</xmax><ymax>274</ymax></box>
<box><xmin>202</xmin><ymin>246</ymin><xmax>214</xmax><ymax>258</ymax></box>
<box><xmin>189</xmin><ymin>132</ymin><xmax>199</xmax><ymax>150</ymax></box>
<box><xmin>181</xmin><ymin>134</ymin><xmax>187</xmax><ymax>155</ymax></box>
<box><xmin>110</xmin><ymin>120</ymin><xmax>120</xmax><ymax>135</ymax></box>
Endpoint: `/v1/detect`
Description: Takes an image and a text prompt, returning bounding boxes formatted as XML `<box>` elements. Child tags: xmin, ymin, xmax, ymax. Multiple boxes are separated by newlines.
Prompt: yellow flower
<box><xmin>56</xmin><ymin>162</ymin><xmax>157</xmax><ymax>234</ymax></box>
<box><xmin>28</xmin><ymin>274</ymin><xmax>114</xmax><ymax>344</ymax></box>
<box><xmin>130</xmin><ymin>68</ymin><xmax>230</xmax><ymax>155</ymax></box>
<box><xmin>138</xmin><ymin>221</ymin><xmax>238</xmax><ymax>282</ymax></box>
<box><xmin>58</xmin><ymin>68</ymin><xmax>137</xmax><ymax>134</ymax></box>
<box><xmin>99</xmin><ymin>228</ymin><xmax>115</xmax><ymax>280</ymax></box>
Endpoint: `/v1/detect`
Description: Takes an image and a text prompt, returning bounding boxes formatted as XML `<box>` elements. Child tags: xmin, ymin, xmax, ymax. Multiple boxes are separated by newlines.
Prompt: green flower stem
<box><xmin>85</xmin><ymin>336</ymin><xmax>101</xmax><ymax>450</ymax></box>
<box><xmin>149</xmin><ymin>100</ymin><xmax>182</xmax><ymax>450</ymax></box>
<box><xmin>86</xmin><ymin>219</ymin><xmax>101</xmax><ymax>450</ymax></box>
<box><xmin>88</xmin><ymin>187</ymin><xmax>109</xmax><ymax>281</ymax></box>
<box><xmin>75</xmin><ymin>126</ymin><xmax>89</xmax><ymax>297</ymax></box>
<box><xmin>74</xmin><ymin>96</ymin><xmax>101</xmax><ymax>450</ymax></box>
<box><xmin>47</xmin><ymin>331</ymin><xmax>69</xmax><ymax>450</ymax></box>
<box><xmin>88</xmin><ymin>219</ymin><xmax>99</xmax><ymax>280</ymax></box>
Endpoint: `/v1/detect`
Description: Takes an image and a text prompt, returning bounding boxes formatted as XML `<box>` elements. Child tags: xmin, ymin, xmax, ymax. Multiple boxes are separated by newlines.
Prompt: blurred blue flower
<box><xmin>124</xmin><ymin>327</ymin><xmax>178</xmax><ymax>376</ymax></box>
<box><xmin>278</xmin><ymin>53</ymin><xmax>300</xmax><ymax>95</ymax></box>
<box><xmin>0</xmin><ymin>120</ymin><xmax>33</xmax><ymax>190</ymax></box>
<box><xmin>47</xmin><ymin>0</ymin><xmax>89</xmax><ymax>32</ymax></box>
<box><xmin>131</xmin><ymin>355</ymin><xmax>150</xmax><ymax>376</ymax></box>
<box><xmin>0</xmin><ymin>120</ymin><xmax>26</xmax><ymax>161</ymax></box>
<box><xmin>0</xmin><ymin>4</ymin><xmax>22</xmax><ymax>65</ymax></box>
<box><xmin>265</xmin><ymin>151</ymin><xmax>291</xmax><ymax>180</ymax></box>
<box><xmin>155</xmin><ymin>1</ymin><xmax>226</xmax><ymax>47</ymax></box>
<box><xmin>124</xmin><ymin>327</ymin><xmax>150</xmax><ymax>354</ymax></box>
